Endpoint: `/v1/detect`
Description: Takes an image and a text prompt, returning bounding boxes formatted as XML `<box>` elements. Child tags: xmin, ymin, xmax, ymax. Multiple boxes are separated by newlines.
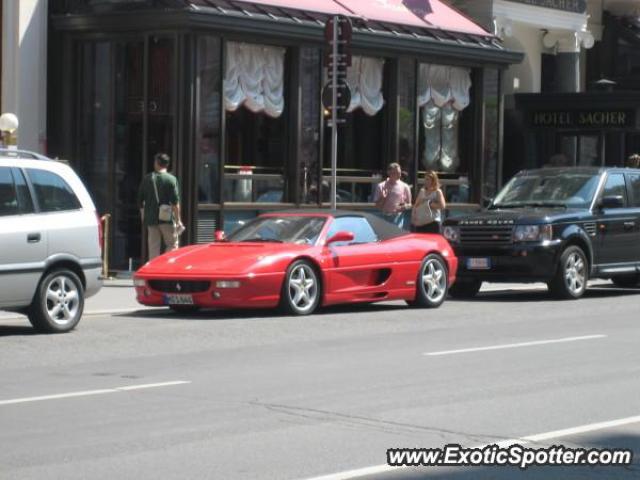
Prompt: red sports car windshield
<box><xmin>226</xmin><ymin>215</ymin><xmax>326</xmax><ymax>245</ymax></box>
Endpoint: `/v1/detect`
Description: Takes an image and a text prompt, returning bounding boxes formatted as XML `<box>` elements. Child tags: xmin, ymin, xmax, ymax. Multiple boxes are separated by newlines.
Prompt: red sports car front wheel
<box><xmin>281</xmin><ymin>260</ymin><xmax>321</xmax><ymax>315</ymax></box>
<box><xmin>407</xmin><ymin>254</ymin><xmax>448</xmax><ymax>309</ymax></box>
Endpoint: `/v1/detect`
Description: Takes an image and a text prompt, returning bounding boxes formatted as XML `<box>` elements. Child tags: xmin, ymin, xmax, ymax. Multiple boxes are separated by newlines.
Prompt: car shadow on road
<box><xmin>117</xmin><ymin>302</ymin><xmax>407</xmax><ymax>322</ymax></box>
<box><xmin>457</xmin><ymin>285</ymin><xmax>640</xmax><ymax>303</ymax></box>
<box><xmin>0</xmin><ymin>324</ymin><xmax>39</xmax><ymax>337</ymax></box>
<box><xmin>369</xmin><ymin>432</ymin><xmax>639</xmax><ymax>480</ymax></box>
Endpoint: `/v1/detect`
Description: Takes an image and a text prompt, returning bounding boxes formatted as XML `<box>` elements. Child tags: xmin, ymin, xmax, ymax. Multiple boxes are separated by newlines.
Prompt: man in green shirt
<box><xmin>137</xmin><ymin>153</ymin><xmax>184</xmax><ymax>260</ymax></box>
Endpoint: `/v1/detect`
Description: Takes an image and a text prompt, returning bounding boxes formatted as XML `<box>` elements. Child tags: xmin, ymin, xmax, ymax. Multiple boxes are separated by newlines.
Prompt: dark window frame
<box><xmin>0</xmin><ymin>166</ymin><xmax>19</xmax><ymax>217</ymax></box>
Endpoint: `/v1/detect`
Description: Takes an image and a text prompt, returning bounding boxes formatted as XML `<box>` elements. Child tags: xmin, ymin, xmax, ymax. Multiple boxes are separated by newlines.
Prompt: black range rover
<box><xmin>443</xmin><ymin>167</ymin><xmax>640</xmax><ymax>299</ymax></box>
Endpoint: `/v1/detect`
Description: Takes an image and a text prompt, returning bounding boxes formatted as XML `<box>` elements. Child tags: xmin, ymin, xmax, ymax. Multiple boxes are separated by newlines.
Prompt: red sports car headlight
<box><xmin>215</xmin><ymin>280</ymin><xmax>241</xmax><ymax>289</ymax></box>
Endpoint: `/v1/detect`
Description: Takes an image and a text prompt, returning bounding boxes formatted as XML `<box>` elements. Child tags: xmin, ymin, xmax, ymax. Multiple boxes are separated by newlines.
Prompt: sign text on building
<box><xmin>506</xmin><ymin>0</ymin><xmax>587</xmax><ymax>14</ymax></box>
<box><xmin>531</xmin><ymin>110</ymin><xmax>636</xmax><ymax>129</ymax></box>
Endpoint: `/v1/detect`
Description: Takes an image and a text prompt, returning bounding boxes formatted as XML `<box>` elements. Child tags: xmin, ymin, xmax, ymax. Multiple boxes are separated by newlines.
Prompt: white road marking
<box><xmin>302</xmin><ymin>413</ymin><xmax>640</xmax><ymax>480</ymax></box>
<box><xmin>424</xmin><ymin>334</ymin><xmax>607</xmax><ymax>357</ymax></box>
<box><xmin>0</xmin><ymin>380</ymin><xmax>191</xmax><ymax>406</ymax></box>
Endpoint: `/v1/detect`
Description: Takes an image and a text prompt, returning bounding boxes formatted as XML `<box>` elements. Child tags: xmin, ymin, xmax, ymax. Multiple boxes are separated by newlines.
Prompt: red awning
<box><xmin>335</xmin><ymin>0</ymin><xmax>489</xmax><ymax>36</ymax></box>
<box><xmin>231</xmin><ymin>0</ymin><xmax>352</xmax><ymax>16</ymax></box>
<box><xmin>228</xmin><ymin>0</ymin><xmax>490</xmax><ymax>36</ymax></box>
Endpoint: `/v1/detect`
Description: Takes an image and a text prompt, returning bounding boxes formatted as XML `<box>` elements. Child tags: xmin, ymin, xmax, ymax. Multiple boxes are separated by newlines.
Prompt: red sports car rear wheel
<box><xmin>281</xmin><ymin>260</ymin><xmax>321</xmax><ymax>315</ymax></box>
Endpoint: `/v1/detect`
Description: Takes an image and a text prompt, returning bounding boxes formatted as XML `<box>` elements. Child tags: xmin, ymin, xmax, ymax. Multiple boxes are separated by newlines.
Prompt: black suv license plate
<box><xmin>467</xmin><ymin>257</ymin><xmax>491</xmax><ymax>270</ymax></box>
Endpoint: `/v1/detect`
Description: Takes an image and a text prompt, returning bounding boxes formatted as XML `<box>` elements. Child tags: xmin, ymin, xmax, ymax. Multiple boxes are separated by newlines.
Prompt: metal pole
<box><xmin>101</xmin><ymin>214</ymin><xmax>111</xmax><ymax>279</ymax></box>
<box><xmin>330</xmin><ymin>16</ymin><xmax>338</xmax><ymax>211</ymax></box>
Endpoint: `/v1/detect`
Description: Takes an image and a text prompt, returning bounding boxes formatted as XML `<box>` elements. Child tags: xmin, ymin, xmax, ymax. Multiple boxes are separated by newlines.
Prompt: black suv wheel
<box><xmin>548</xmin><ymin>246</ymin><xmax>588</xmax><ymax>299</ymax></box>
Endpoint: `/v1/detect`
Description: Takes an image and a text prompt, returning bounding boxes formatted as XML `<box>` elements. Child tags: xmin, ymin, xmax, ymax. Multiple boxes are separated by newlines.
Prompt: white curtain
<box><xmin>224</xmin><ymin>42</ymin><xmax>285</xmax><ymax>118</ymax></box>
<box><xmin>417</xmin><ymin>64</ymin><xmax>471</xmax><ymax>111</ymax></box>
<box><xmin>346</xmin><ymin>56</ymin><xmax>385</xmax><ymax>116</ymax></box>
<box><xmin>418</xmin><ymin>63</ymin><xmax>470</xmax><ymax>173</ymax></box>
<box><xmin>422</xmin><ymin>102</ymin><xmax>441</xmax><ymax>169</ymax></box>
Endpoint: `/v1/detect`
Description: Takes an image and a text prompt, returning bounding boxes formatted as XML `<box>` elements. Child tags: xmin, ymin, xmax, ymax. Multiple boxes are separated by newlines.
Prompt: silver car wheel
<box><xmin>564</xmin><ymin>252</ymin><xmax>586</xmax><ymax>296</ymax></box>
<box><xmin>288</xmin><ymin>264</ymin><xmax>318</xmax><ymax>313</ymax></box>
<box><xmin>422</xmin><ymin>258</ymin><xmax>447</xmax><ymax>304</ymax></box>
<box><xmin>45</xmin><ymin>275</ymin><xmax>81</xmax><ymax>326</ymax></box>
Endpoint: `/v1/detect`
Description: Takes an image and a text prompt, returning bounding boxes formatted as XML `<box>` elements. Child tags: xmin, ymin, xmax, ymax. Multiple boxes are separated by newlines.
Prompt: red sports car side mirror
<box><xmin>326</xmin><ymin>231</ymin><xmax>355</xmax><ymax>245</ymax></box>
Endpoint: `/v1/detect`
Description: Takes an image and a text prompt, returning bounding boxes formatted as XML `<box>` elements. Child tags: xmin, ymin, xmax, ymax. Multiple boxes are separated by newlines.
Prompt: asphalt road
<box><xmin>1</xmin><ymin>284</ymin><xmax>640</xmax><ymax>480</ymax></box>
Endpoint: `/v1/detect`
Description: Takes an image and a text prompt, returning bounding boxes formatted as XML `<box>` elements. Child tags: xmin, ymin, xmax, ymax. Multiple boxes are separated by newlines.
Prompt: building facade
<box><xmin>449</xmin><ymin>0</ymin><xmax>640</xmax><ymax>179</ymax></box>
<box><xmin>47</xmin><ymin>0</ymin><xmax>520</xmax><ymax>271</ymax></box>
<box><xmin>1</xmin><ymin>0</ymin><xmax>49</xmax><ymax>152</ymax></box>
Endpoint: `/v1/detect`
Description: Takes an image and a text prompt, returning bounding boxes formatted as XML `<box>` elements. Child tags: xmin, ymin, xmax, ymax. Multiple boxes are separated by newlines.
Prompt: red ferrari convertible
<box><xmin>134</xmin><ymin>211</ymin><xmax>458</xmax><ymax>315</ymax></box>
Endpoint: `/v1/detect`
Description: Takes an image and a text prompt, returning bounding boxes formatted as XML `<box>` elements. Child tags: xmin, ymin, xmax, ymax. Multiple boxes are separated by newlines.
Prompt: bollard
<box><xmin>100</xmin><ymin>214</ymin><xmax>112</xmax><ymax>279</ymax></box>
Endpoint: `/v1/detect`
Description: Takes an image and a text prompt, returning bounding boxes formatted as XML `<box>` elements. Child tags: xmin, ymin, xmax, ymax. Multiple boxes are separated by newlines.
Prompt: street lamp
<box><xmin>0</xmin><ymin>113</ymin><xmax>19</xmax><ymax>149</ymax></box>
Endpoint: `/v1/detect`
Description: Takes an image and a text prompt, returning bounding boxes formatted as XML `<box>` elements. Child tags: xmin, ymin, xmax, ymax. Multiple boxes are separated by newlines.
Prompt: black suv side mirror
<box><xmin>600</xmin><ymin>195</ymin><xmax>624</xmax><ymax>209</ymax></box>
<box><xmin>482</xmin><ymin>197</ymin><xmax>494</xmax><ymax>208</ymax></box>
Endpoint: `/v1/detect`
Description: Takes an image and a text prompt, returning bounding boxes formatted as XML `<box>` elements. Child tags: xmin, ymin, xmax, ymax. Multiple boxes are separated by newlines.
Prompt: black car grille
<box><xmin>148</xmin><ymin>280</ymin><xmax>211</xmax><ymax>293</ymax></box>
<box><xmin>459</xmin><ymin>225</ymin><xmax>513</xmax><ymax>246</ymax></box>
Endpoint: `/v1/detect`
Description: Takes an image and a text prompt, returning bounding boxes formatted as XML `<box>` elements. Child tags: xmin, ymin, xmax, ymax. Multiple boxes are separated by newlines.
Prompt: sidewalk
<box><xmin>1</xmin><ymin>279</ymin><xmax>574</xmax><ymax>322</ymax></box>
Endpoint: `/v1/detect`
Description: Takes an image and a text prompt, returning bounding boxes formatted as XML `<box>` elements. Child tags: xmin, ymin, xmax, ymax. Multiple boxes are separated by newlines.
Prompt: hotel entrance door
<box><xmin>77</xmin><ymin>36</ymin><xmax>176</xmax><ymax>271</ymax></box>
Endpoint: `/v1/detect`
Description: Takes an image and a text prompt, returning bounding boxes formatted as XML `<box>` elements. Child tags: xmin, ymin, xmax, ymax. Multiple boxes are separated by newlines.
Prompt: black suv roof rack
<box><xmin>0</xmin><ymin>148</ymin><xmax>50</xmax><ymax>160</ymax></box>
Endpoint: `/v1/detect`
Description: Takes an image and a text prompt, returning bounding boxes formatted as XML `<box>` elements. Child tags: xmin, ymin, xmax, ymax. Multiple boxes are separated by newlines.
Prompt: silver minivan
<box><xmin>0</xmin><ymin>149</ymin><xmax>102</xmax><ymax>332</ymax></box>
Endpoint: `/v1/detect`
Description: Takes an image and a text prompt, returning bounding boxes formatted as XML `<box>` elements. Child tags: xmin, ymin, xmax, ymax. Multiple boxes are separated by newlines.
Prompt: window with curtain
<box><xmin>196</xmin><ymin>36</ymin><xmax>221</xmax><ymax>204</ymax></box>
<box><xmin>418</xmin><ymin>63</ymin><xmax>472</xmax><ymax>203</ymax></box>
<box><xmin>323</xmin><ymin>55</ymin><xmax>386</xmax><ymax>203</ymax></box>
<box><xmin>223</xmin><ymin>42</ymin><xmax>288</xmax><ymax>203</ymax></box>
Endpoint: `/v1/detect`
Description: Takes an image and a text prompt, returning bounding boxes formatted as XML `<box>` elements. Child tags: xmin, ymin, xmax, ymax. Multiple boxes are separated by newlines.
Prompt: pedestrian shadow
<box><xmin>367</xmin><ymin>431</ymin><xmax>639</xmax><ymax>480</ymax></box>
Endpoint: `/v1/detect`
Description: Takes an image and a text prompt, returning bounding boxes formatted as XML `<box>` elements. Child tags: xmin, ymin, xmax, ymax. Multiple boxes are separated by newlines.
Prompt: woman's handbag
<box><xmin>412</xmin><ymin>191</ymin><xmax>436</xmax><ymax>226</ymax></box>
<box><xmin>152</xmin><ymin>174</ymin><xmax>173</xmax><ymax>222</ymax></box>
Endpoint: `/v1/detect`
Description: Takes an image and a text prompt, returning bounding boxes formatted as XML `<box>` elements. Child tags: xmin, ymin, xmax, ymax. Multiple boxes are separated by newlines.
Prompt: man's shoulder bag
<box><xmin>152</xmin><ymin>173</ymin><xmax>173</xmax><ymax>222</ymax></box>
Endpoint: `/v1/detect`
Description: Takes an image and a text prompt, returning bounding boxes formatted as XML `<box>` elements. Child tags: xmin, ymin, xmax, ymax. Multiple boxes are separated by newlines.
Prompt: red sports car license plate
<box><xmin>165</xmin><ymin>294</ymin><xmax>194</xmax><ymax>305</ymax></box>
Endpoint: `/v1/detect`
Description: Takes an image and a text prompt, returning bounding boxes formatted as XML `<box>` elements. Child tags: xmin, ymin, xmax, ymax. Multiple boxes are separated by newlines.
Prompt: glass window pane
<box><xmin>559</xmin><ymin>136</ymin><xmax>577</xmax><ymax>166</ymax></box>
<box><xmin>146</xmin><ymin>36</ymin><xmax>175</xmax><ymax>167</ymax></box>
<box><xmin>440</xmin><ymin>105</ymin><xmax>459</xmax><ymax>172</ymax></box>
<box><xmin>225</xmin><ymin>109</ymin><xmax>287</xmax><ymax>203</ymax></box>
<box><xmin>77</xmin><ymin>41</ymin><xmax>112</xmax><ymax>215</ymax></box>
<box><xmin>326</xmin><ymin>216</ymin><xmax>378</xmax><ymax>245</ymax></box>
<box><xmin>628</xmin><ymin>174</ymin><xmax>640</xmax><ymax>207</ymax></box>
<box><xmin>300</xmin><ymin>47</ymin><xmax>321</xmax><ymax>205</ymax></box>
<box><xmin>324</xmin><ymin>109</ymin><xmax>385</xmax><ymax>203</ymax></box>
<box><xmin>196</xmin><ymin>36</ymin><xmax>221</xmax><ymax>204</ymax></box>
<box><xmin>0</xmin><ymin>167</ymin><xmax>19</xmax><ymax>216</ymax></box>
<box><xmin>13</xmin><ymin>168</ymin><xmax>34</xmax><ymax>214</ymax></box>
<box><xmin>398</xmin><ymin>58</ymin><xmax>416</xmax><ymax>182</ymax></box>
<box><xmin>224</xmin><ymin>45</ymin><xmax>288</xmax><ymax>204</ymax></box>
<box><xmin>578</xmin><ymin>135</ymin><xmax>600</xmax><ymax>166</ymax></box>
<box><xmin>602</xmin><ymin>173</ymin><xmax>627</xmax><ymax>205</ymax></box>
<box><xmin>483</xmin><ymin>69</ymin><xmax>500</xmax><ymax>199</ymax></box>
<box><xmin>27</xmin><ymin>169</ymin><xmax>81</xmax><ymax>212</ymax></box>
<box><xmin>421</xmin><ymin>102</ymin><xmax>441</xmax><ymax>170</ymax></box>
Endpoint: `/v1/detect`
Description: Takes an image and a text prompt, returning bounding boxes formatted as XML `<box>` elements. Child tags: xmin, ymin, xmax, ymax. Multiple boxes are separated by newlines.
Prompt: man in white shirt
<box><xmin>373</xmin><ymin>163</ymin><xmax>412</xmax><ymax>229</ymax></box>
